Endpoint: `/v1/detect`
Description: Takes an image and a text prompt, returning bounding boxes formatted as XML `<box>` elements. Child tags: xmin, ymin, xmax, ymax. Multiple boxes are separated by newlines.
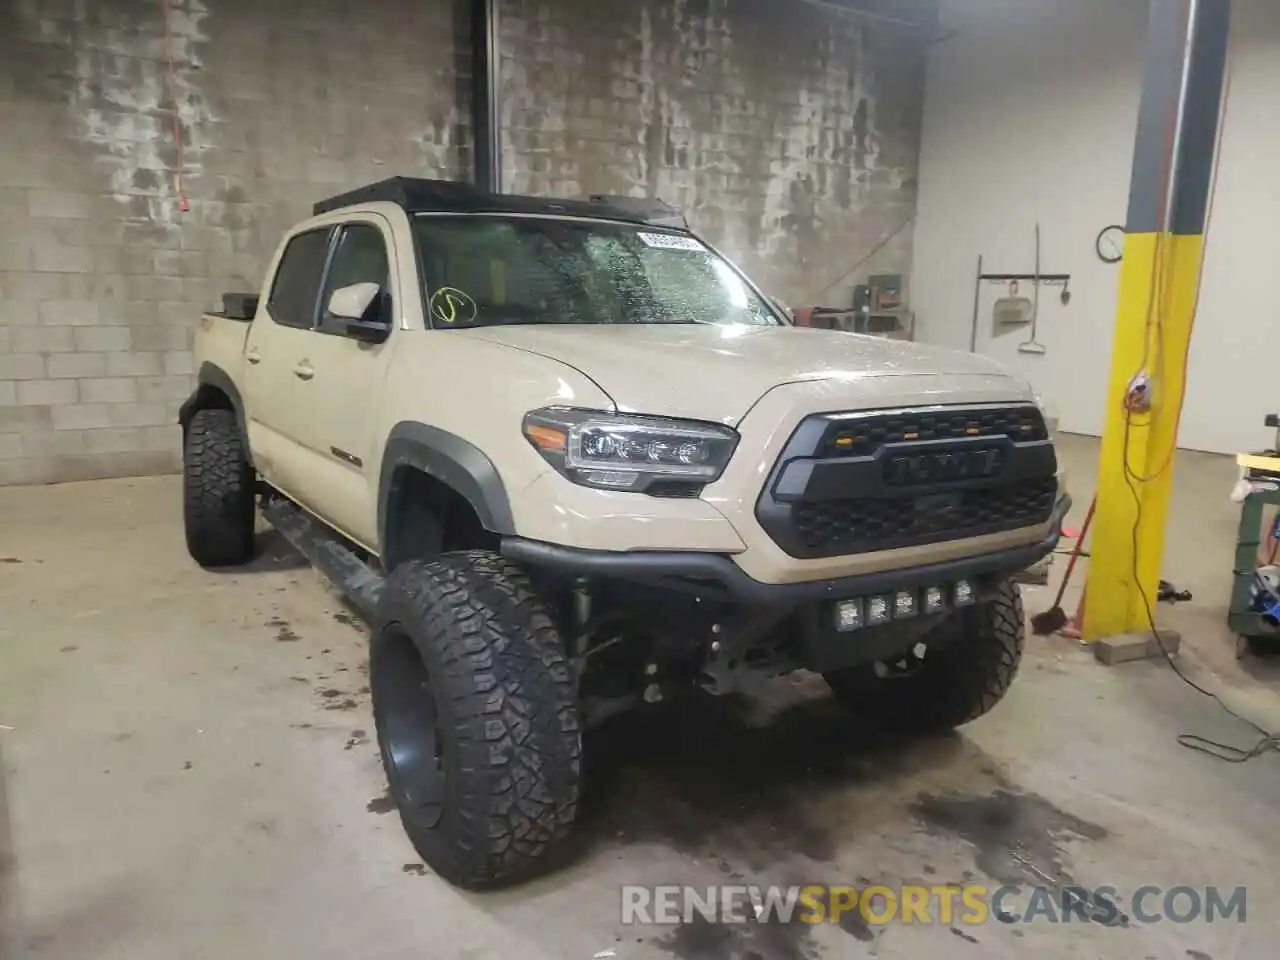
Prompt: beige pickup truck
<box><xmin>180</xmin><ymin>177</ymin><xmax>1068</xmax><ymax>889</ymax></box>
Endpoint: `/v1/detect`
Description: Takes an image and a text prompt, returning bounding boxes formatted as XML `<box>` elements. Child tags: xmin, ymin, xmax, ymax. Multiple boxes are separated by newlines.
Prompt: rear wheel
<box><xmin>183</xmin><ymin>408</ymin><xmax>255</xmax><ymax>567</ymax></box>
<box><xmin>824</xmin><ymin>579</ymin><xmax>1025</xmax><ymax>735</ymax></box>
<box><xmin>371</xmin><ymin>551</ymin><xmax>581</xmax><ymax>889</ymax></box>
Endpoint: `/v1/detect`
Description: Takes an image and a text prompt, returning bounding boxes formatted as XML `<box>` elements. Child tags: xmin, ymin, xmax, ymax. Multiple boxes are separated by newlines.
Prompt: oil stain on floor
<box><xmin>567</xmin><ymin>679</ymin><xmax>1119</xmax><ymax>959</ymax></box>
<box><xmin>579</xmin><ymin>685</ymin><xmax>987</xmax><ymax>871</ymax></box>
<box><xmin>331</xmin><ymin>610</ymin><xmax>361</xmax><ymax>630</ymax></box>
<box><xmin>655</xmin><ymin>914</ymin><xmax>820</xmax><ymax>960</ymax></box>
<box><xmin>911</xmin><ymin>787</ymin><xmax>1108</xmax><ymax>887</ymax></box>
<box><xmin>577</xmin><ymin>687</ymin><xmax>992</xmax><ymax>960</ymax></box>
<box><xmin>582</xmin><ymin>691</ymin><xmax>884</xmax><ymax>868</ymax></box>
<box><xmin>265</xmin><ymin>617</ymin><xmax>300</xmax><ymax>643</ymax></box>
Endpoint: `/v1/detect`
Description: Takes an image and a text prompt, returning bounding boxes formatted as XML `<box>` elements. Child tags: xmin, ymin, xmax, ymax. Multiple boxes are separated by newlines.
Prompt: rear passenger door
<box><xmin>243</xmin><ymin>226</ymin><xmax>332</xmax><ymax>500</ymax></box>
<box><xmin>296</xmin><ymin>219</ymin><xmax>397</xmax><ymax>549</ymax></box>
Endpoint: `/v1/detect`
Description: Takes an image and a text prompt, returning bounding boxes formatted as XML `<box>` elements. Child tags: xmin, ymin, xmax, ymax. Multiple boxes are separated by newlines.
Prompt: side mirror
<box><xmin>326</xmin><ymin>282</ymin><xmax>390</xmax><ymax>343</ymax></box>
<box><xmin>327</xmin><ymin>282</ymin><xmax>380</xmax><ymax>320</ymax></box>
<box><xmin>345</xmin><ymin>317</ymin><xmax>391</xmax><ymax>343</ymax></box>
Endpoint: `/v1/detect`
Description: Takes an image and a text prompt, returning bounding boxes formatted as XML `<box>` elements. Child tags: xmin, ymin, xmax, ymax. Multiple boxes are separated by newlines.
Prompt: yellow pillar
<box><xmin>1085</xmin><ymin>0</ymin><xmax>1230</xmax><ymax>640</ymax></box>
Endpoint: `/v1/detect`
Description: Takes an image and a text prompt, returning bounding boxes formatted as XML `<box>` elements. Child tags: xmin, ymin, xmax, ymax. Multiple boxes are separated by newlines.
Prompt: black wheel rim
<box><xmin>373</xmin><ymin>625</ymin><xmax>446</xmax><ymax>828</ymax></box>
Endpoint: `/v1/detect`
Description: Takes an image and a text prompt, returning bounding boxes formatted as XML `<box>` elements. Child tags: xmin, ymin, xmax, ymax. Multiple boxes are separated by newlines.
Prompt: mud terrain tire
<box><xmin>824</xmin><ymin>579</ymin><xmax>1025</xmax><ymax>735</ymax></box>
<box><xmin>371</xmin><ymin>552</ymin><xmax>581</xmax><ymax>889</ymax></box>
<box><xmin>183</xmin><ymin>408</ymin><xmax>255</xmax><ymax>567</ymax></box>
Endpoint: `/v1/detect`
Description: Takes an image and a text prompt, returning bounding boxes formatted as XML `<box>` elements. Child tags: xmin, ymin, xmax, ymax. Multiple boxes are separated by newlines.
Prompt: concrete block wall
<box><xmin>0</xmin><ymin>0</ymin><xmax>469</xmax><ymax>485</ymax></box>
<box><xmin>0</xmin><ymin>0</ymin><xmax>930</xmax><ymax>486</ymax></box>
<box><xmin>499</xmin><ymin>0</ymin><xmax>930</xmax><ymax>308</ymax></box>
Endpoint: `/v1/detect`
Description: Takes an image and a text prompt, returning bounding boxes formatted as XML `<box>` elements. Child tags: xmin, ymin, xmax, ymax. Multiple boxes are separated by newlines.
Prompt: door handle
<box><xmin>246</xmin><ymin>348</ymin><xmax>261</xmax><ymax>365</ymax></box>
<box><xmin>293</xmin><ymin>360</ymin><xmax>314</xmax><ymax>381</ymax></box>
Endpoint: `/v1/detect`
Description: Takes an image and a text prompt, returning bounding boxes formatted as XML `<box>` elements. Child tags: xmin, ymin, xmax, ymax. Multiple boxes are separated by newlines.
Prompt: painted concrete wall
<box><xmin>0</xmin><ymin>0</ymin><xmax>469</xmax><ymax>485</ymax></box>
<box><xmin>912</xmin><ymin>0</ymin><xmax>1280</xmax><ymax>455</ymax></box>
<box><xmin>498</xmin><ymin>0</ymin><xmax>929</xmax><ymax>307</ymax></box>
<box><xmin>0</xmin><ymin>0</ymin><xmax>931</xmax><ymax>485</ymax></box>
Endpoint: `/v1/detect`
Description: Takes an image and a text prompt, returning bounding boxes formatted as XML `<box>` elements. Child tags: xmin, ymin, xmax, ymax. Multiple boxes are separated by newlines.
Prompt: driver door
<box><xmin>294</xmin><ymin>218</ymin><xmax>397</xmax><ymax>548</ymax></box>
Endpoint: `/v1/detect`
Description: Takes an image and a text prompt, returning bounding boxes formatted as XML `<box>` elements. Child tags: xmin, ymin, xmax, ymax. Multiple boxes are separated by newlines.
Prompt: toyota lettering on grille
<box><xmin>884</xmin><ymin>447</ymin><xmax>1004</xmax><ymax>486</ymax></box>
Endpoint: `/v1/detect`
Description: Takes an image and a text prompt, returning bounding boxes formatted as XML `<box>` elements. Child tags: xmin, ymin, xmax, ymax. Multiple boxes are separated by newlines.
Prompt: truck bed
<box><xmin>195</xmin><ymin>311</ymin><xmax>252</xmax><ymax>383</ymax></box>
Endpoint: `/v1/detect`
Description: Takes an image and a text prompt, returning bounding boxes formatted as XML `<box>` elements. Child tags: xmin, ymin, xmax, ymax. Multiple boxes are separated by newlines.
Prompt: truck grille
<box><xmin>755</xmin><ymin>404</ymin><xmax>1059</xmax><ymax>560</ymax></box>
<box><xmin>820</xmin><ymin>406</ymin><xmax>1048</xmax><ymax>458</ymax></box>
<box><xmin>791</xmin><ymin>477</ymin><xmax>1058</xmax><ymax>557</ymax></box>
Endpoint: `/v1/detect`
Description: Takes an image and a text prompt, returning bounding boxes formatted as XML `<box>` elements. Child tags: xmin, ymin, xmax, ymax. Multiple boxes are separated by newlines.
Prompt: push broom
<box><xmin>1031</xmin><ymin>495</ymin><xmax>1096</xmax><ymax>636</ymax></box>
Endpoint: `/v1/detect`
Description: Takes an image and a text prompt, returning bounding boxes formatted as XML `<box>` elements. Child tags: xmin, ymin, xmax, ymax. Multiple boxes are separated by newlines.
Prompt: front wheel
<box><xmin>824</xmin><ymin>579</ymin><xmax>1025</xmax><ymax>736</ymax></box>
<box><xmin>371</xmin><ymin>552</ymin><xmax>581</xmax><ymax>889</ymax></box>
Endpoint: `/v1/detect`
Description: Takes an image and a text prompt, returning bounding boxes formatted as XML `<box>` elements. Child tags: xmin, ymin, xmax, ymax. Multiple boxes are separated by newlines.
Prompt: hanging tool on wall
<box><xmin>1019</xmin><ymin>223</ymin><xmax>1048</xmax><ymax>354</ymax></box>
<box><xmin>968</xmin><ymin>224</ymin><xmax>1072</xmax><ymax>354</ymax></box>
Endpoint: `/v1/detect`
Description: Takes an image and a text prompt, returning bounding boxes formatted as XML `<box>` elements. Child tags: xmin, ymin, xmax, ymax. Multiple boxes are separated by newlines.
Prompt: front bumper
<box><xmin>501</xmin><ymin>494</ymin><xmax>1070</xmax><ymax>607</ymax></box>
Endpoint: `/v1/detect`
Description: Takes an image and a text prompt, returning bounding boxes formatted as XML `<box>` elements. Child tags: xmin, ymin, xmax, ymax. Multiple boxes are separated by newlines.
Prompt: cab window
<box><xmin>267</xmin><ymin>228</ymin><xmax>331</xmax><ymax>329</ymax></box>
<box><xmin>318</xmin><ymin>223</ymin><xmax>392</xmax><ymax>336</ymax></box>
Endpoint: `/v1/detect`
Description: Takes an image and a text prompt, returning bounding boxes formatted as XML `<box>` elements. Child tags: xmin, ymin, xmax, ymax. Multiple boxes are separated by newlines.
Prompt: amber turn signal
<box><xmin>524</xmin><ymin>423</ymin><xmax>567</xmax><ymax>453</ymax></box>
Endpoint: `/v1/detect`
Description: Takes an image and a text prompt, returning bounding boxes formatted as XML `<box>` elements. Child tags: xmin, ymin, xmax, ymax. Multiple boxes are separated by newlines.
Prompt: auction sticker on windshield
<box><xmin>637</xmin><ymin>232</ymin><xmax>706</xmax><ymax>252</ymax></box>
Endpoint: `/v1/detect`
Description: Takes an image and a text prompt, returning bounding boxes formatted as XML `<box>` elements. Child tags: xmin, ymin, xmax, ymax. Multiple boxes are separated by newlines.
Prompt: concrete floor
<box><xmin>3</xmin><ymin>434</ymin><xmax>1280</xmax><ymax>959</ymax></box>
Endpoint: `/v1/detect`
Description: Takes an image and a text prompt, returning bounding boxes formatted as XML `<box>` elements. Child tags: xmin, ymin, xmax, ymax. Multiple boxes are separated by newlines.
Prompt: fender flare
<box><xmin>377</xmin><ymin>422</ymin><xmax>516</xmax><ymax>557</ymax></box>
<box><xmin>180</xmin><ymin>362</ymin><xmax>246</xmax><ymax>429</ymax></box>
<box><xmin>180</xmin><ymin>362</ymin><xmax>250</xmax><ymax>447</ymax></box>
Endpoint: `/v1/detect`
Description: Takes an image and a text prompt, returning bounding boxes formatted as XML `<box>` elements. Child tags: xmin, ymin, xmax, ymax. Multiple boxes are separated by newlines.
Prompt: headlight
<box><xmin>522</xmin><ymin>407</ymin><xmax>739</xmax><ymax>493</ymax></box>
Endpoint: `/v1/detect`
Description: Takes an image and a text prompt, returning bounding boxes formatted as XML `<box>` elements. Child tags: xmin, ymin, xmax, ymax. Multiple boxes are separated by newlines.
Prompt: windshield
<box><xmin>413</xmin><ymin>214</ymin><xmax>783</xmax><ymax>329</ymax></box>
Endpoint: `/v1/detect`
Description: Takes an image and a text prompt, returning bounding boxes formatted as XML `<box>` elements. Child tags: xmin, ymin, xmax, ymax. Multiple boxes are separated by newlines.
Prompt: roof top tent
<box><xmin>312</xmin><ymin>177</ymin><xmax>689</xmax><ymax>231</ymax></box>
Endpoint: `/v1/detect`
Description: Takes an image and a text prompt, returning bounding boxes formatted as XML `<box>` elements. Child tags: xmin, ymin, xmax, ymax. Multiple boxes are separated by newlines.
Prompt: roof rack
<box><xmin>313</xmin><ymin>177</ymin><xmax>689</xmax><ymax>229</ymax></box>
<box><xmin>313</xmin><ymin>177</ymin><xmax>472</xmax><ymax>215</ymax></box>
<box><xmin>586</xmin><ymin>195</ymin><xmax>688</xmax><ymax>230</ymax></box>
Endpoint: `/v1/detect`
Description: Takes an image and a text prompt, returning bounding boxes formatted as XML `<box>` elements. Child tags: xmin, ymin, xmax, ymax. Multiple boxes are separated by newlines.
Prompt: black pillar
<box><xmin>471</xmin><ymin>0</ymin><xmax>502</xmax><ymax>193</ymax></box>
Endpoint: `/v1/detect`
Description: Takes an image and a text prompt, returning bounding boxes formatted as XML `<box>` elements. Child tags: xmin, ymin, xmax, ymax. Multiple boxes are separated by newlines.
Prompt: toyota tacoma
<box><xmin>179</xmin><ymin>177</ymin><xmax>1068</xmax><ymax>889</ymax></box>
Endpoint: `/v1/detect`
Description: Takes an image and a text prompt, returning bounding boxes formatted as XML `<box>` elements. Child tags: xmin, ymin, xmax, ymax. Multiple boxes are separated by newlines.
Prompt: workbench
<box><xmin>1228</xmin><ymin>452</ymin><xmax>1280</xmax><ymax>643</ymax></box>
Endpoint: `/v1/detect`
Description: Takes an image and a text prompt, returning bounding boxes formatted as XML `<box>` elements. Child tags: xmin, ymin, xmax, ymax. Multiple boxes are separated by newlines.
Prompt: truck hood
<box><xmin>460</xmin><ymin>324</ymin><xmax>1023</xmax><ymax>424</ymax></box>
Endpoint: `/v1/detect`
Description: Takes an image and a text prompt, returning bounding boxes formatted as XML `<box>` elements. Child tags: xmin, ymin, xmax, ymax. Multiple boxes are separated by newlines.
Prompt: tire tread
<box><xmin>374</xmin><ymin>551</ymin><xmax>580</xmax><ymax>889</ymax></box>
<box><xmin>825</xmin><ymin>579</ymin><xmax>1025</xmax><ymax>734</ymax></box>
<box><xmin>183</xmin><ymin>408</ymin><xmax>255</xmax><ymax>567</ymax></box>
